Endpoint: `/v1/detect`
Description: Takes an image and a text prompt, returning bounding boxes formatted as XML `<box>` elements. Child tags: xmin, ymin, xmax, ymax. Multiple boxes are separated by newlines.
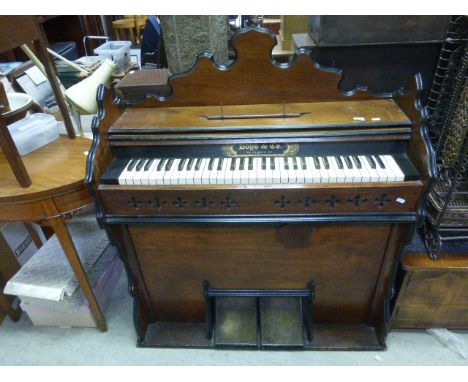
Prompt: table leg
<box><xmin>41</xmin><ymin>198</ymin><xmax>107</xmax><ymax>331</ymax></box>
<box><xmin>0</xmin><ymin>294</ymin><xmax>21</xmax><ymax>322</ymax></box>
<box><xmin>47</xmin><ymin>215</ymin><xmax>107</xmax><ymax>332</ymax></box>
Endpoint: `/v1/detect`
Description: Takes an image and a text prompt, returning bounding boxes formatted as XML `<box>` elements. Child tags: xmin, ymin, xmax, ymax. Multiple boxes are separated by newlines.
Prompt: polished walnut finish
<box><xmin>391</xmin><ymin>253</ymin><xmax>468</xmax><ymax>329</ymax></box>
<box><xmin>0</xmin><ymin>136</ymin><xmax>107</xmax><ymax>331</ymax></box>
<box><xmin>88</xmin><ymin>27</ymin><xmax>433</xmax><ymax>349</ymax></box>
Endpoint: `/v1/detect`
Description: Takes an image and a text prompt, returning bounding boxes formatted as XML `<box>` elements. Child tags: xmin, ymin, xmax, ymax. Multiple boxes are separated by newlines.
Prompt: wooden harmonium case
<box><xmin>98</xmin><ymin>98</ymin><xmax>425</xmax><ymax>350</ymax></box>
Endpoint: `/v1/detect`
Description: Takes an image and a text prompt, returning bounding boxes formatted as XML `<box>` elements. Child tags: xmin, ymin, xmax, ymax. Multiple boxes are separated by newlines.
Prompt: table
<box><xmin>0</xmin><ymin>136</ymin><xmax>106</xmax><ymax>331</ymax></box>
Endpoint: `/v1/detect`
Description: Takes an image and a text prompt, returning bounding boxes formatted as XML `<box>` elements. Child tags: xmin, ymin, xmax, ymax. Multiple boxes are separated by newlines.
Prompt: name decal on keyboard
<box><xmin>222</xmin><ymin>144</ymin><xmax>300</xmax><ymax>157</ymax></box>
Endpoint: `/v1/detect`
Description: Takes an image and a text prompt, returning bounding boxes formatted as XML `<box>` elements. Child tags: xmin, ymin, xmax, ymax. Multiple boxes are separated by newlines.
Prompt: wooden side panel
<box><xmin>395</xmin><ymin>74</ymin><xmax>434</xmax><ymax>181</ymax></box>
<box><xmin>129</xmin><ymin>223</ymin><xmax>391</xmax><ymax>323</ymax></box>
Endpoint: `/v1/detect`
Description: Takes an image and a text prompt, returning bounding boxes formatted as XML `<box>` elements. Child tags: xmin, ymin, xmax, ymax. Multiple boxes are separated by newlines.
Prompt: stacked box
<box><xmin>4</xmin><ymin>214</ymin><xmax>122</xmax><ymax>328</ymax></box>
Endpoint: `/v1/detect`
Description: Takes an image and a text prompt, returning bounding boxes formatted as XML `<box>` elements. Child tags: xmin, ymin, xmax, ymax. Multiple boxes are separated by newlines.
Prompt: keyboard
<box><xmin>113</xmin><ymin>154</ymin><xmax>408</xmax><ymax>186</ymax></box>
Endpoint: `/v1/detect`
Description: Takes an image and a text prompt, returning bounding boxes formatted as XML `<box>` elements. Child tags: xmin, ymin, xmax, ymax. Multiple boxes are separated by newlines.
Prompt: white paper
<box><xmin>25</xmin><ymin>66</ymin><xmax>47</xmax><ymax>85</ymax></box>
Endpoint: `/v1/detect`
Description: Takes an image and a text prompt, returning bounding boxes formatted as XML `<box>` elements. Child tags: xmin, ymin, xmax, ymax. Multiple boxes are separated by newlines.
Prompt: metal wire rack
<box><xmin>424</xmin><ymin>16</ymin><xmax>468</xmax><ymax>258</ymax></box>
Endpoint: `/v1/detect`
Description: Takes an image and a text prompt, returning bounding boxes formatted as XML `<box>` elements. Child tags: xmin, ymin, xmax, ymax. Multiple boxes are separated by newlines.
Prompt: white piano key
<box><xmin>278</xmin><ymin>157</ymin><xmax>289</xmax><ymax>184</ymax></box>
<box><xmin>248</xmin><ymin>157</ymin><xmax>259</xmax><ymax>184</ymax></box>
<box><xmin>325</xmin><ymin>156</ymin><xmax>338</xmax><ymax>183</ymax></box>
<box><xmin>238</xmin><ymin>157</ymin><xmax>248</xmax><ymax>184</ymax></box>
<box><xmin>359</xmin><ymin>155</ymin><xmax>379</xmax><ymax>182</ymax></box>
<box><xmin>383</xmin><ymin>155</ymin><xmax>405</xmax><ymax>181</ymax></box>
<box><xmin>209</xmin><ymin>158</ymin><xmax>220</xmax><ymax>184</ymax></box>
<box><xmin>305</xmin><ymin>157</ymin><xmax>321</xmax><ymax>183</ymax></box>
<box><xmin>118</xmin><ymin>159</ymin><xmax>135</xmax><ymax>185</ymax></box>
<box><xmin>182</xmin><ymin>158</ymin><xmax>195</xmax><ymax>185</ymax></box>
<box><xmin>201</xmin><ymin>158</ymin><xmax>212</xmax><ymax>185</ymax></box>
<box><xmin>223</xmin><ymin>158</ymin><xmax>234</xmax><ymax>184</ymax></box>
<box><xmin>318</xmin><ymin>157</ymin><xmax>330</xmax><ymax>183</ymax></box>
<box><xmin>255</xmin><ymin>157</ymin><xmax>265</xmax><ymax>184</ymax></box>
<box><xmin>380</xmin><ymin>155</ymin><xmax>397</xmax><ymax>182</ymax></box>
<box><xmin>232</xmin><ymin>158</ymin><xmax>242</xmax><ymax>184</ymax></box>
<box><xmin>329</xmin><ymin>156</ymin><xmax>345</xmax><ymax>182</ymax></box>
<box><xmin>164</xmin><ymin>159</ymin><xmax>180</xmax><ymax>185</ymax></box>
<box><xmin>139</xmin><ymin>159</ymin><xmax>158</xmax><ymax>185</ymax></box>
<box><xmin>264</xmin><ymin>157</ymin><xmax>273</xmax><ymax>184</ymax></box>
<box><xmin>272</xmin><ymin>157</ymin><xmax>281</xmax><ymax>184</ymax></box>
<box><xmin>132</xmin><ymin>159</ymin><xmax>150</xmax><ymax>185</ymax></box>
<box><xmin>216</xmin><ymin>158</ymin><xmax>228</xmax><ymax>184</ymax></box>
<box><xmin>194</xmin><ymin>158</ymin><xmax>208</xmax><ymax>184</ymax></box>
<box><xmin>295</xmin><ymin>157</ymin><xmax>305</xmax><ymax>184</ymax></box>
<box><xmin>355</xmin><ymin>156</ymin><xmax>370</xmax><ymax>182</ymax></box>
<box><xmin>372</xmin><ymin>155</ymin><xmax>387</xmax><ymax>182</ymax></box>
<box><xmin>126</xmin><ymin>158</ymin><xmax>143</xmax><ymax>185</ymax></box>
<box><xmin>287</xmin><ymin>157</ymin><xmax>297</xmax><ymax>183</ymax></box>
<box><xmin>348</xmin><ymin>156</ymin><xmax>363</xmax><ymax>182</ymax></box>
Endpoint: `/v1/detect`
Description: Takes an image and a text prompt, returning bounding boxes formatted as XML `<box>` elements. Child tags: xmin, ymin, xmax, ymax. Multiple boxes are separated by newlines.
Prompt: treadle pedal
<box><xmin>206</xmin><ymin>281</ymin><xmax>314</xmax><ymax>349</ymax></box>
<box><xmin>261</xmin><ymin>297</ymin><xmax>304</xmax><ymax>347</ymax></box>
<box><xmin>214</xmin><ymin>297</ymin><xmax>257</xmax><ymax>347</ymax></box>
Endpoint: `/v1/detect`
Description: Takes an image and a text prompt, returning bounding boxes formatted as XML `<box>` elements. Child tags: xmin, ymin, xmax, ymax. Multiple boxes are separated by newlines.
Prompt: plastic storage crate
<box><xmin>94</xmin><ymin>40</ymin><xmax>131</xmax><ymax>72</ymax></box>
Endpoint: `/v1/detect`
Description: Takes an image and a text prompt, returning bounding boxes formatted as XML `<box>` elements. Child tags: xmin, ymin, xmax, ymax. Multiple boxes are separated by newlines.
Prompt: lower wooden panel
<box><xmin>129</xmin><ymin>222</ymin><xmax>391</xmax><ymax>324</ymax></box>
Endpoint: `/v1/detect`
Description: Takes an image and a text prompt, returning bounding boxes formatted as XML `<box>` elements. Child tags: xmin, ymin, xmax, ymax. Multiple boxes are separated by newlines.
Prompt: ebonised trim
<box><xmin>104</xmin><ymin>213</ymin><xmax>417</xmax><ymax>225</ymax></box>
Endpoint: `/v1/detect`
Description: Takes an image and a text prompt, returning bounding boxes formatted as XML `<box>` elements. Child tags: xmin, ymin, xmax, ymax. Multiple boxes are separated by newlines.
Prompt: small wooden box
<box><xmin>391</xmin><ymin>253</ymin><xmax>468</xmax><ymax>329</ymax></box>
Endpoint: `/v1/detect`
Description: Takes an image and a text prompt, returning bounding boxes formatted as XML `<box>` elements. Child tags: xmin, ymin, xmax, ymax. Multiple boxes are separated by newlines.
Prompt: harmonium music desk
<box><xmin>87</xmin><ymin>27</ymin><xmax>433</xmax><ymax>350</ymax></box>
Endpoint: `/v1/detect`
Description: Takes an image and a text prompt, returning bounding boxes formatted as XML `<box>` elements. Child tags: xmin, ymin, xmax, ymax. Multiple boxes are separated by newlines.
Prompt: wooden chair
<box><xmin>0</xmin><ymin>15</ymin><xmax>75</xmax><ymax>188</ymax></box>
<box><xmin>112</xmin><ymin>16</ymin><xmax>149</xmax><ymax>45</ymax></box>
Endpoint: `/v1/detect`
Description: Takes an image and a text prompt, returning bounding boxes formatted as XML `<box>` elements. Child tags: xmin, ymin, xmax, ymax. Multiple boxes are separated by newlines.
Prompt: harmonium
<box><xmin>86</xmin><ymin>27</ymin><xmax>434</xmax><ymax>350</ymax></box>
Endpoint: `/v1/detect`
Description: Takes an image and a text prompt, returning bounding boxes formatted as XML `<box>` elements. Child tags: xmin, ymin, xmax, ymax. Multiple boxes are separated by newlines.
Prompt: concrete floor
<box><xmin>0</xmin><ymin>270</ymin><xmax>467</xmax><ymax>366</ymax></box>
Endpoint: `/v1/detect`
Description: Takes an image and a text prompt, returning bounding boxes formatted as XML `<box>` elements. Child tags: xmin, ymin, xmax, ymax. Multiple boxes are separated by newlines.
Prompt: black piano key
<box><xmin>322</xmin><ymin>157</ymin><xmax>330</xmax><ymax>169</ymax></box>
<box><xmin>165</xmin><ymin>158</ymin><xmax>174</xmax><ymax>171</ymax></box>
<box><xmin>351</xmin><ymin>156</ymin><xmax>362</xmax><ymax>169</ymax></box>
<box><xmin>217</xmin><ymin>158</ymin><xmax>224</xmax><ymax>171</ymax></box>
<box><xmin>187</xmin><ymin>158</ymin><xmax>195</xmax><ymax>170</ymax></box>
<box><xmin>144</xmin><ymin>159</ymin><xmax>154</xmax><ymax>171</ymax></box>
<box><xmin>366</xmin><ymin>155</ymin><xmax>377</xmax><ymax>169</ymax></box>
<box><xmin>301</xmin><ymin>157</ymin><xmax>307</xmax><ymax>170</ymax></box>
<box><xmin>271</xmin><ymin>158</ymin><xmax>276</xmax><ymax>170</ymax></box>
<box><xmin>293</xmin><ymin>157</ymin><xmax>299</xmax><ymax>170</ymax></box>
<box><xmin>157</xmin><ymin>159</ymin><xmax>167</xmax><ymax>171</ymax></box>
<box><xmin>137</xmin><ymin>159</ymin><xmax>148</xmax><ymax>171</ymax></box>
<box><xmin>262</xmin><ymin>157</ymin><xmax>266</xmax><ymax>170</ymax></box>
<box><xmin>284</xmin><ymin>158</ymin><xmax>289</xmax><ymax>170</ymax></box>
<box><xmin>375</xmin><ymin>155</ymin><xmax>386</xmax><ymax>169</ymax></box>
<box><xmin>208</xmin><ymin>158</ymin><xmax>215</xmax><ymax>170</ymax></box>
<box><xmin>195</xmin><ymin>158</ymin><xmax>202</xmax><ymax>171</ymax></box>
<box><xmin>248</xmin><ymin>158</ymin><xmax>253</xmax><ymax>170</ymax></box>
<box><xmin>335</xmin><ymin>156</ymin><xmax>344</xmax><ymax>169</ymax></box>
<box><xmin>344</xmin><ymin>156</ymin><xmax>353</xmax><ymax>169</ymax></box>
<box><xmin>313</xmin><ymin>157</ymin><xmax>321</xmax><ymax>169</ymax></box>
<box><xmin>127</xmin><ymin>159</ymin><xmax>138</xmax><ymax>171</ymax></box>
<box><xmin>178</xmin><ymin>158</ymin><xmax>187</xmax><ymax>171</ymax></box>
<box><xmin>230</xmin><ymin>159</ymin><xmax>236</xmax><ymax>171</ymax></box>
<box><xmin>240</xmin><ymin>158</ymin><xmax>245</xmax><ymax>171</ymax></box>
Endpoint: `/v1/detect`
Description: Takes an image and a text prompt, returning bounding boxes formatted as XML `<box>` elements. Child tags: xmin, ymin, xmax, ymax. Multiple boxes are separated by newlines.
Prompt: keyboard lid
<box><xmin>110</xmin><ymin>99</ymin><xmax>411</xmax><ymax>135</ymax></box>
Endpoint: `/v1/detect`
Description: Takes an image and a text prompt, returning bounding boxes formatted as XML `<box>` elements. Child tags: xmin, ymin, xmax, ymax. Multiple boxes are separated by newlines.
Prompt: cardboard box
<box><xmin>4</xmin><ymin>214</ymin><xmax>122</xmax><ymax>328</ymax></box>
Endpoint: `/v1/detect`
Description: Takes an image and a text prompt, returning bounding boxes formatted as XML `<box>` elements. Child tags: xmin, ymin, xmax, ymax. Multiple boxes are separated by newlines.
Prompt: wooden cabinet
<box><xmin>391</xmin><ymin>253</ymin><xmax>468</xmax><ymax>329</ymax></box>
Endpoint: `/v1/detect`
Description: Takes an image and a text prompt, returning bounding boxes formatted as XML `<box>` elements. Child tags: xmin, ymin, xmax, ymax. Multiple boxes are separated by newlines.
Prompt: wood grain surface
<box><xmin>0</xmin><ymin>136</ymin><xmax>91</xmax><ymax>203</ymax></box>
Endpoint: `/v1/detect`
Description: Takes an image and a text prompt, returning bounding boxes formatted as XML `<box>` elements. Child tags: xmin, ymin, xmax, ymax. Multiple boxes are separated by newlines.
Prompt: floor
<box><xmin>0</xmin><ymin>270</ymin><xmax>467</xmax><ymax>366</ymax></box>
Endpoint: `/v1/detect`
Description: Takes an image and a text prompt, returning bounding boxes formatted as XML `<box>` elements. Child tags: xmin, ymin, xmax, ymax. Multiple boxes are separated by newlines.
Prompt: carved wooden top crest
<box><xmin>134</xmin><ymin>27</ymin><xmax>375</xmax><ymax>108</ymax></box>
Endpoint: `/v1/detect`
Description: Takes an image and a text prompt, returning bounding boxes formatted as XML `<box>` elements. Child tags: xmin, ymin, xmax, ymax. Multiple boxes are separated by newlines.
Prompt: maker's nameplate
<box><xmin>222</xmin><ymin>144</ymin><xmax>299</xmax><ymax>157</ymax></box>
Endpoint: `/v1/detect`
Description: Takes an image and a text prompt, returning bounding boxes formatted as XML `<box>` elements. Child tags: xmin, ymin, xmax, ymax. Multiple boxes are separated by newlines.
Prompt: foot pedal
<box><xmin>261</xmin><ymin>297</ymin><xmax>303</xmax><ymax>347</ymax></box>
<box><xmin>204</xmin><ymin>281</ymin><xmax>314</xmax><ymax>349</ymax></box>
<box><xmin>215</xmin><ymin>297</ymin><xmax>257</xmax><ymax>347</ymax></box>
